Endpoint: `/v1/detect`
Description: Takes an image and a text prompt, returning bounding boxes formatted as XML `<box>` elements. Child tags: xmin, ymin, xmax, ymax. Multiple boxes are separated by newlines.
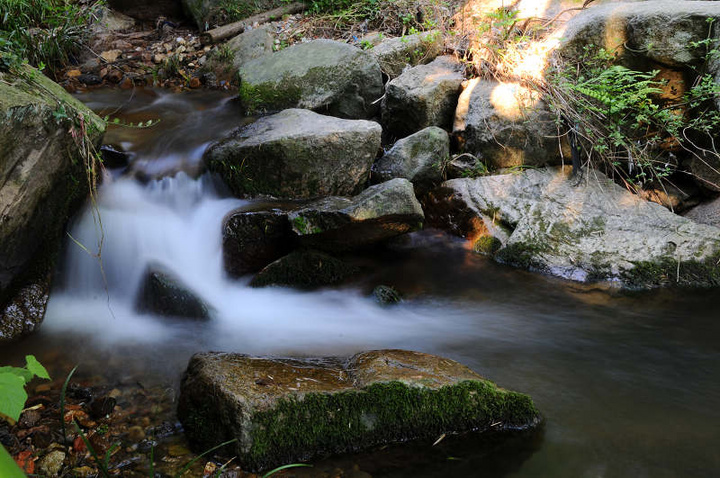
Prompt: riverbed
<box><xmin>3</xmin><ymin>89</ymin><xmax>719</xmax><ymax>477</ymax></box>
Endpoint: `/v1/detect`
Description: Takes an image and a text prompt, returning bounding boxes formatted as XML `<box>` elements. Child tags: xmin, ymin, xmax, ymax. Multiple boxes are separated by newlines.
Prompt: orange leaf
<box><xmin>14</xmin><ymin>450</ymin><xmax>35</xmax><ymax>474</ymax></box>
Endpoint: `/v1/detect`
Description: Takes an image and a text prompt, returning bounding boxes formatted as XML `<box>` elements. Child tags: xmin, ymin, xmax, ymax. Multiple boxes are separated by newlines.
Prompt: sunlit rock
<box><xmin>453</xmin><ymin>79</ymin><xmax>562</xmax><ymax>170</ymax></box>
<box><xmin>287</xmin><ymin>178</ymin><xmax>425</xmax><ymax>251</ymax></box>
<box><xmin>0</xmin><ymin>65</ymin><xmax>105</xmax><ymax>341</ymax></box>
<box><xmin>368</xmin><ymin>30</ymin><xmax>444</xmax><ymax>79</ymax></box>
<box><xmin>204</xmin><ymin>109</ymin><xmax>382</xmax><ymax>199</ymax></box>
<box><xmin>237</xmin><ymin>39</ymin><xmax>383</xmax><ymax>119</ymax></box>
<box><xmin>427</xmin><ymin>167</ymin><xmax>720</xmax><ymax>288</ymax></box>
<box><xmin>382</xmin><ymin>56</ymin><xmax>464</xmax><ymax>139</ymax></box>
<box><xmin>373</xmin><ymin>126</ymin><xmax>449</xmax><ymax>195</ymax></box>
<box><xmin>177</xmin><ymin>349</ymin><xmax>541</xmax><ymax>472</ymax></box>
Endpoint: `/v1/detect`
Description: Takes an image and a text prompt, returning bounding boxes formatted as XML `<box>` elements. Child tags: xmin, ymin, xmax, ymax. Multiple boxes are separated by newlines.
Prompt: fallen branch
<box><xmin>200</xmin><ymin>2</ymin><xmax>306</xmax><ymax>45</ymax></box>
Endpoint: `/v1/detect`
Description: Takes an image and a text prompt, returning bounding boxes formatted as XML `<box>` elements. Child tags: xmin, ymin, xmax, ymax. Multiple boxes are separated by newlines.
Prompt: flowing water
<box><xmin>3</xmin><ymin>89</ymin><xmax>720</xmax><ymax>477</ymax></box>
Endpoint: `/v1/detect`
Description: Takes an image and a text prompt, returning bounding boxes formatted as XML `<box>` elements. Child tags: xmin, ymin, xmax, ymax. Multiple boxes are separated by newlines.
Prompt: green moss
<box><xmin>237</xmin><ymin>79</ymin><xmax>302</xmax><ymax>115</ymax></box>
<box><xmin>244</xmin><ymin>380</ymin><xmax>539</xmax><ymax>471</ymax></box>
<box><xmin>621</xmin><ymin>253</ymin><xmax>720</xmax><ymax>289</ymax></box>
<box><xmin>473</xmin><ymin>236</ymin><xmax>502</xmax><ymax>256</ymax></box>
<box><xmin>495</xmin><ymin>242</ymin><xmax>548</xmax><ymax>271</ymax></box>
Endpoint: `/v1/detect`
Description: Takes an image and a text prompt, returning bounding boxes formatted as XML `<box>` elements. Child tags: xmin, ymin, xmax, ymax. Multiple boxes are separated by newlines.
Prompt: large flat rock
<box><xmin>204</xmin><ymin>109</ymin><xmax>382</xmax><ymax>199</ymax></box>
<box><xmin>177</xmin><ymin>349</ymin><xmax>540</xmax><ymax>472</ymax></box>
<box><xmin>237</xmin><ymin>39</ymin><xmax>383</xmax><ymax>119</ymax></box>
<box><xmin>426</xmin><ymin>167</ymin><xmax>720</xmax><ymax>288</ymax></box>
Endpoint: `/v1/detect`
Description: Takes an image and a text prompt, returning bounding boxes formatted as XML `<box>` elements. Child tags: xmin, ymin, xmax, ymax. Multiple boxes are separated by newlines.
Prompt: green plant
<box><xmin>0</xmin><ymin>0</ymin><xmax>105</xmax><ymax>74</ymax></box>
<box><xmin>262</xmin><ymin>463</ymin><xmax>312</xmax><ymax>477</ymax></box>
<box><xmin>0</xmin><ymin>445</ymin><xmax>25</xmax><ymax>478</ymax></box>
<box><xmin>544</xmin><ymin>43</ymin><xmax>720</xmax><ymax>189</ymax></box>
<box><xmin>0</xmin><ymin>355</ymin><xmax>49</xmax><ymax>422</ymax></box>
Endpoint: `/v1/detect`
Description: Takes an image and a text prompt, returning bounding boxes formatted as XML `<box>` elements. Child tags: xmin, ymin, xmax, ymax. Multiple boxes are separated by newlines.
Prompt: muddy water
<box><xmin>3</xmin><ymin>89</ymin><xmax>719</xmax><ymax>477</ymax></box>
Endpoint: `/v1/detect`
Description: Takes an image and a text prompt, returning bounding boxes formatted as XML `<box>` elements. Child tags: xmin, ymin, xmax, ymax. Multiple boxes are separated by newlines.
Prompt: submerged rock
<box><xmin>249</xmin><ymin>250</ymin><xmax>358</xmax><ymax>288</ymax></box>
<box><xmin>237</xmin><ymin>39</ymin><xmax>383</xmax><ymax>119</ymax></box>
<box><xmin>373</xmin><ymin>126</ymin><xmax>449</xmax><ymax>195</ymax></box>
<box><xmin>288</xmin><ymin>178</ymin><xmax>425</xmax><ymax>251</ymax></box>
<box><xmin>204</xmin><ymin>109</ymin><xmax>382</xmax><ymax>199</ymax></box>
<box><xmin>427</xmin><ymin>167</ymin><xmax>720</xmax><ymax>288</ymax></box>
<box><xmin>0</xmin><ymin>65</ymin><xmax>105</xmax><ymax>341</ymax></box>
<box><xmin>136</xmin><ymin>265</ymin><xmax>213</xmax><ymax>319</ymax></box>
<box><xmin>177</xmin><ymin>349</ymin><xmax>540</xmax><ymax>472</ymax></box>
<box><xmin>222</xmin><ymin>209</ymin><xmax>294</xmax><ymax>277</ymax></box>
<box><xmin>453</xmin><ymin>79</ymin><xmax>561</xmax><ymax>169</ymax></box>
<box><xmin>382</xmin><ymin>55</ymin><xmax>464</xmax><ymax>139</ymax></box>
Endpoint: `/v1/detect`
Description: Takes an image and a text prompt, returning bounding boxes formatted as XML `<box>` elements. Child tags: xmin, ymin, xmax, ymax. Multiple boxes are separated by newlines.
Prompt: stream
<box><xmin>2</xmin><ymin>89</ymin><xmax>720</xmax><ymax>477</ymax></box>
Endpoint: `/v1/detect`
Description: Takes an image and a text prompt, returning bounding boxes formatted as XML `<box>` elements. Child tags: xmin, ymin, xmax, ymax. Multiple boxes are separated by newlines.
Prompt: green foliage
<box><xmin>0</xmin><ymin>355</ymin><xmax>49</xmax><ymax>422</ymax></box>
<box><xmin>545</xmin><ymin>43</ymin><xmax>720</xmax><ymax>188</ymax></box>
<box><xmin>0</xmin><ymin>0</ymin><xmax>104</xmax><ymax>73</ymax></box>
<box><xmin>0</xmin><ymin>444</ymin><xmax>26</xmax><ymax>478</ymax></box>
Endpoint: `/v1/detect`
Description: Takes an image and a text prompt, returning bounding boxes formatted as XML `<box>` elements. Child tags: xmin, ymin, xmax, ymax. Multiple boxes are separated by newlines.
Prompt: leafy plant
<box><xmin>0</xmin><ymin>355</ymin><xmax>50</xmax><ymax>422</ymax></box>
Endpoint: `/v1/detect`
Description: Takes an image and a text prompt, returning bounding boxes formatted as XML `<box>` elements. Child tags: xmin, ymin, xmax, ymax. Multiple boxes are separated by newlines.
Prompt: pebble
<box><xmin>37</xmin><ymin>450</ymin><xmax>66</xmax><ymax>477</ymax></box>
<box><xmin>127</xmin><ymin>425</ymin><xmax>145</xmax><ymax>442</ymax></box>
<box><xmin>72</xmin><ymin>466</ymin><xmax>97</xmax><ymax>477</ymax></box>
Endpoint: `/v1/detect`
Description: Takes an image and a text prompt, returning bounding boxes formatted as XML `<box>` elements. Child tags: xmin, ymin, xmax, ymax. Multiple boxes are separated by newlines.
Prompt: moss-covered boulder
<box><xmin>368</xmin><ymin>30</ymin><xmax>444</xmax><ymax>79</ymax></box>
<box><xmin>288</xmin><ymin>178</ymin><xmax>425</xmax><ymax>251</ymax></box>
<box><xmin>177</xmin><ymin>349</ymin><xmax>541</xmax><ymax>472</ymax></box>
<box><xmin>0</xmin><ymin>66</ymin><xmax>105</xmax><ymax>341</ymax></box>
<box><xmin>373</xmin><ymin>126</ymin><xmax>449</xmax><ymax>195</ymax></box>
<box><xmin>382</xmin><ymin>55</ymin><xmax>464</xmax><ymax>139</ymax></box>
<box><xmin>237</xmin><ymin>40</ymin><xmax>383</xmax><ymax>119</ymax></box>
<box><xmin>204</xmin><ymin>109</ymin><xmax>382</xmax><ymax>199</ymax></box>
<box><xmin>249</xmin><ymin>250</ymin><xmax>358</xmax><ymax>288</ymax></box>
<box><xmin>222</xmin><ymin>209</ymin><xmax>295</xmax><ymax>277</ymax></box>
<box><xmin>426</xmin><ymin>167</ymin><xmax>720</xmax><ymax>288</ymax></box>
<box><xmin>182</xmin><ymin>0</ymin><xmax>285</xmax><ymax>30</ymax></box>
<box><xmin>453</xmin><ymin>79</ymin><xmax>562</xmax><ymax>170</ymax></box>
<box><xmin>136</xmin><ymin>264</ymin><xmax>213</xmax><ymax>319</ymax></box>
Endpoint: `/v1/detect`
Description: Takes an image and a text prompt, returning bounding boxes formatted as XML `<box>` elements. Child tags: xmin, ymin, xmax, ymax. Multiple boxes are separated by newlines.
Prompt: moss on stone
<box><xmin>495</xmin><ymin>242</ymin><xmax>549</xmax><ymax>271</ymax></box>
<box><xmin>620</xmin><ymin>253</ymin><xmax>720</xmax><ymax>289</ymax></box>
<box><xmin>473</xmin><ymin>235</ymin><xmax>503</xmax><ymax>256</ymax></box>
<box><xmin>237</xmin><ymin>79</ymin><xmax>302</xmax><ymax>115</ymax></box>
<box><xmin>244</xmin><ymin>380</ymin><xmax>539</xmax><ymax>471</ymax></box>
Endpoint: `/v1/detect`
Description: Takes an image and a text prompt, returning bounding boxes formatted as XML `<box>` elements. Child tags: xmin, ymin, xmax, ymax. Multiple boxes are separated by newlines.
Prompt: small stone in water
<box><xmin>127</xmin><ymin>425</ymin><xmax>145</xmax><ymax>442</ymax></box>
<box><xmin>168</xmin><ymin>443</ymin><xmax>190</xmax><ymax>457</ymax></box>
<box><xmin>90</xmin><ymin>396</ymin><xmax>117</xmax><ymax>418</ymax></box>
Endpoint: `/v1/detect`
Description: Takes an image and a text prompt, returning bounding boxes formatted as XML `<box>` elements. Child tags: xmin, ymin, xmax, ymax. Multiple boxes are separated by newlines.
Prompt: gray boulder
<box><xmin>684</xmin><ymin>195</ymin><xmax>720</xmax><ymax>227</ymax></box>
<box><xmin>453</xmin><ymin>79</ymin><xmax>562</xmax><ymax>169</ymax></box>
<box><xmin>237</xmin><ymin>39</ymin><xmax>383</xmax><ymax>119</ymax></box>
<box><xmin>0</xmin><ymin>66</ymin><xmax>105</xmax><ymax>341</ymax></box>
<box><xmin>227</xmin><ymin>25</ymin><xmax>274</xmax><ymax>72</ymax></box>
<box><xmin>177</xmin><ymin>349</ymin><xmax>540</xmax><ymax>472</ymax></box>
<box><xmin>136</xmin><ymin>265</ymin><xmax>213</xmax><ymax>319</ymax></box>
<box><xmin>249</xmin><ymin>250</ymin><xmax>358</xmax><ymax>288</ymax></box>
<box><xmin>288</xmin><ymin>178</ymin><xmax>425</xmax><ymax>251</ymax></box>
<box><xmin>555</xmin><ymin>1</ymin><xmax>720</xmax><ymax>68</ymax></box>
<box><xmin>690</xmin><ymin>155</ymin><xmax>720</xmax><ymax>193</ymax></box>
<box><xmin>204</xmin><ymin>109</ymin><xmax>382</xmax><ymax>199</ymax></box>
<box><xmin>427</xmin><ymin>167</ymin><xmax>720</xmax><ymax>288</ymax></box>
<box><xmin>373</xmin><ymin>126</ymin><xmax>449</xmax><ymax>195</ymax></box>
<box><xmin>382</xmin><ymin>55</ymin><xmax>464</xmax><ymax>139</ymax></box>
<box><xmin>369</xmin><ymin>30</ymin><xmax>444</xmax><ymax>79</ymax></box>
<box><xmin>222</xmin><ymin>209</ymin><xmax>294</xmax><ymax>277</ymax></box>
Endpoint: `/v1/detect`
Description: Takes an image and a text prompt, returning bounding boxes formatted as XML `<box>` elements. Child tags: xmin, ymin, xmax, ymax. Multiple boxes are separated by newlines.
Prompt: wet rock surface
<box><xmin>249</xmin><ymin>250</ymin><xmax>359</xmax><ymax>288</ymax></box>
<box><xmin>222</xmin><ymin>209</ymin><xmax>295</xmax><ymax>277</ymax></box>
<box><xmin>205</xmin><ymin>108</ymin><xmax>382</xmax><ymax>199</ymax></box>
<box><xmin>428</xmin><ymin>167</ymin><xmax>720</xmax><ymax>288</ymax></box>
<box><xmin>136</xmin><ymin>264</ymin><xmax>213</xmax><ymax>319</ymax></box>
<box><xmin>177</xmin><ymin>349</ymin><xmax>541</xmax><ymax>472</ymax></box>
<box><xmin>288</xmin><ymin>178</ymin><xmax>425</xmax><ymax>251</ymax></box>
